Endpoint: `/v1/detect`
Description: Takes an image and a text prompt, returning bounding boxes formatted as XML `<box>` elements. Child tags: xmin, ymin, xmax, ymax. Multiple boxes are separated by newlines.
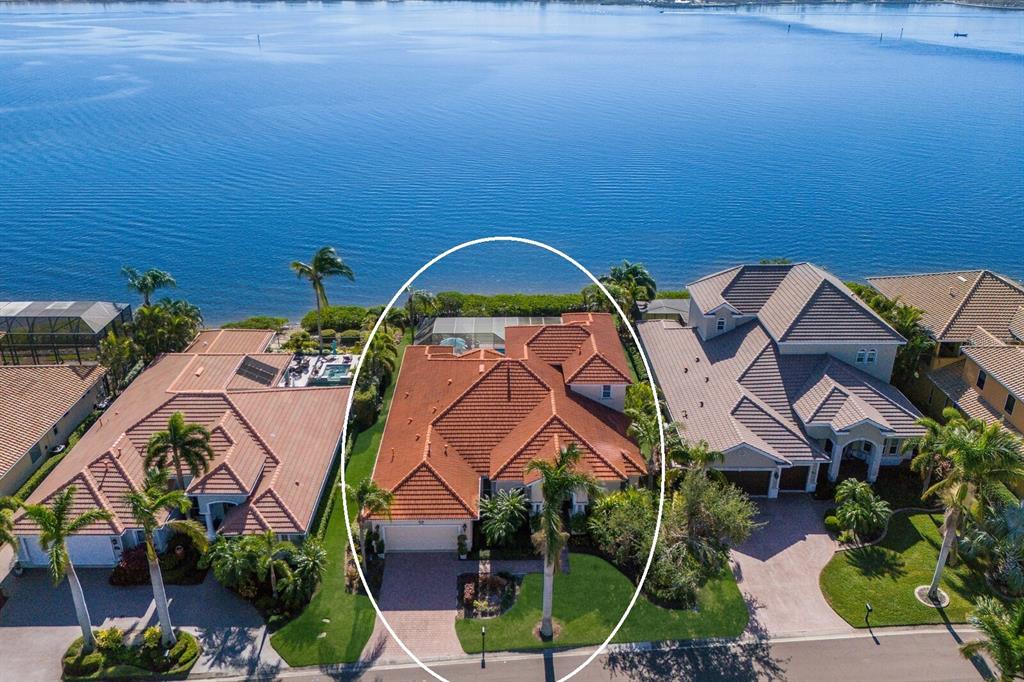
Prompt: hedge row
<box><xmin>300</xmin><ymin>305</ymin><xmax>368</xmax><ymax>334</ymax></box>
<box><xmin>432</xmin><ymin>291</ymin><xmax>586</xmax><ymax>317</ymax></box>
<box><xmin>15</xmin><ymin>409</ymin><xmax>102</xmax><ymax>501</ymax></box>
<box><xmin>222</xmin><ymin>315</ymin><xmax>289</xmax><ymax>331</ymax></box>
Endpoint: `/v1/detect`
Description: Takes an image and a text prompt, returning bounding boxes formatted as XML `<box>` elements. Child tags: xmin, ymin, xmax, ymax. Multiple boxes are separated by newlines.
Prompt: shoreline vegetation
<box><xmin>10</xmin><ymin>0</ymin><xmax>1023</xmax><ymax>9</ymax></box>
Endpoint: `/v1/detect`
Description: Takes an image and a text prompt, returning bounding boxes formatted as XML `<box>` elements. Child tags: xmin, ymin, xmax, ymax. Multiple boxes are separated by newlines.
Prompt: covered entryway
<box><xmin>383</xmin><ymin>523</ymin><xmax>463</xmax><ymax>552</ymax></box>
<box><xmin>779</xmin><ymin>465</ymin><xmax>811</xmax><ymax>492</ymax></box>
<box><xmin>722</xmin><ymin>470</ymin><xmax>772</xmax><ymax>496</ymax></box>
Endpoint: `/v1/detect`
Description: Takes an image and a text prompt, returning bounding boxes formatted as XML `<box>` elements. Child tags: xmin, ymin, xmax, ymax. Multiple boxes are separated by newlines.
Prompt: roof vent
<box><xmin>683</xmin><ymin>367</ymin><xmax>688</xmax><ymax>374</ymax></box>
<box><xmin>415</xmin><ymin>433</ymin><xmax>421</xmax><ymax>441</ymax></box>
<box><xmin>407</xmin><ymin>417</ymin><xmax>413</xmax><ymax>424</ymax></box>
<box><xmin>195</xmin><ymin>366</ymin><xmax>205</xmax><ymax>377</ymax></box>
<box><xmin>705</xmin><ymin>376</ymin><xmax>709</xmax><ymax>383</ymax></box>
<box><xmin>699</xmin><ymin>401</ymin><xmax>704</xmax><ymax>408</ymax></box>
<box><xmin>682</xmin><ymin>410</ymin><xmax>688</xmax><ymax>418</ymax></box>
<box><xmin>444</xmin><ymin>444</ymin><xmax>448</xmax><ymax>455</ymax></box>
<box><xmin>479</xmin><ymin>363</ymin><xmax>485</xmax><ymax>373</ymax></box>
<box><xmin>695</xmin><ymin>357</ymin><xmax>700</xmax><ymax>363</ymax></box>
<box><xmin>404</xmin><ymin>391</ymin><xmax>410</xmax><ymax>399</ymax></box>
<box><xmin>949</xmin><ymin>287</ymin><xmax>957</xmax><ymax>297</ymax></box>
<box><xmin>447</xmin><ymin>378</ymin><xmax>453</xmax><ymax>385</ymax></box>
<box><xmin>956</xmin><ymin>275</ymin><xmax>968</xmax><ymax>283</ymax></box>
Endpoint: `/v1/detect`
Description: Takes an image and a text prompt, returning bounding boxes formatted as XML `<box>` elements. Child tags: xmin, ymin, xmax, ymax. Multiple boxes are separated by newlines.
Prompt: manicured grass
<box><xmin>270</xmin><ymin>329</ymin><xmax>411</xmax><ymax>666</ymax></box>
<box><xmin>62</xmin><ymin>631</ymin><xmax>200</xmax><ymax>680</ymax></box>
<box><xmin>455</xmin><ymin>553</ymin><xmax>748</xmax><ymax>653</ymax></box>
<box><xmin>820</xmin><ymin>510</ymin><xmax>992</xmax><ymax>627</ymax></box>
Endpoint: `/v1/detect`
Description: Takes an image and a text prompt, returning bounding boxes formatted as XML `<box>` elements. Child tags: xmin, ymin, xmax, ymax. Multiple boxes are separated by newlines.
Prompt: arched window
<box><xmin>856</xmin><ymin>349</ymin><xmax>866</xmax><ymax>364</ymax></box>
<box><xmin>866</xmin><ymin>349</ymin><xmax>877</xmax><ymax>364</ymax></box>
<box><xmin>716</xmin><ymin>317</ymin><xmax>726</xmax><ymax>332</ymax></box>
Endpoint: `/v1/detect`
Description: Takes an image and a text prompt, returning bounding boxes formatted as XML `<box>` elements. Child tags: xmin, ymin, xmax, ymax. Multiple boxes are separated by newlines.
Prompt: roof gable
<box><xmin>781</xmin><ymin>280</ymin><xmax>904</xmax><ymax>343</ymax></box>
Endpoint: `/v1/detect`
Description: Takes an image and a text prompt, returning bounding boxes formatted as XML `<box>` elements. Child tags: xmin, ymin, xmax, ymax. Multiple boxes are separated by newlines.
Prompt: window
<box><xmin>601</xmin><ymin>384</ymin><xmax>612</xmax><ymax>399</ymax></box>
<box><xmin>1006</xmin><ymin>394</ymin><xmax>1017</xmax><ymax>415</ymax></box>
<box><xmin>716</xmin><ymin>317</ymin><xmax>726</xmax><ymax>332</ymax></box>
<box><xmin>866</xmin><ymin>349</ymin><xmax>877</xmax><ymax>364</ymax></box>
<box><xmin>856</xmin><ymin>349</ymin><xmax>866</xmax><ymax>364</ymax></box>
<box><xmin>976</xmin><ymin>370</ymin><xmax>987</xmax><ymax>390</ymax></box>
<box><xmin>886</xmin><ymin>439</ymin><xmax>899</xmax><ymax>455</ymax></box>
<box><xmin>29</xmin><ymin>444</ymin><xmax>44</xmax><ymax>463</ymax></box>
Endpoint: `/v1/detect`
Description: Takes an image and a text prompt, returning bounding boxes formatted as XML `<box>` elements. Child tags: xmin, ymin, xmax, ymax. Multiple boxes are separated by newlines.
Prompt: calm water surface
<box><xmin>0</xmin><ymin>2</ymin><xmax>1021</xmax><ymax>322</ymax></box>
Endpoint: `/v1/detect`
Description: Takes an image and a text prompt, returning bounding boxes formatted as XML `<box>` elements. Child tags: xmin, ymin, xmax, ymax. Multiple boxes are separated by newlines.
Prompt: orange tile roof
<box><xmin>14</xmin><ymin>331</ymin><xmax>345</xmax><ymax>537</ymax></box>
<box><xmin>0</xmin><ymin>364</ymin><xmax>106</xmax><ymax>481</ymax></box>
<box><xmin>186</xmin><ymin>329</ymin><xmax>275</xmax><ymax>354</ymax></box>
<box><xmin>371</xmin><ymin>313</ymin><xmax>642</xmax><ymax>520</ymax></box>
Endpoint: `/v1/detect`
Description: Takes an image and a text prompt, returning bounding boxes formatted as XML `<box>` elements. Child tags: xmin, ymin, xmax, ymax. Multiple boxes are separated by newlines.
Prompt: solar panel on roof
<box><xmin>236</xmin><ymin>356</ymin><xmax>279</xmax><ymax>386</ymax></box>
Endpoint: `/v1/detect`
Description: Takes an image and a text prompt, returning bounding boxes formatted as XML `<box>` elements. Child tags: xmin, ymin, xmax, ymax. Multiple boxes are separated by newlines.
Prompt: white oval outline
<box><xmin>341</xmin><ymin>236</ymin><xmax>667</xmax><ymax>682</ymax></box>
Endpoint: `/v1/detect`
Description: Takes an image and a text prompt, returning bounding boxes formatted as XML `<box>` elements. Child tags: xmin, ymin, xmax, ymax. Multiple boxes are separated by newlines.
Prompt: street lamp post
<box><xmin>481</xmin><ymin>625</ymin><xmax>487</xmax><ymax>668</ymax></box>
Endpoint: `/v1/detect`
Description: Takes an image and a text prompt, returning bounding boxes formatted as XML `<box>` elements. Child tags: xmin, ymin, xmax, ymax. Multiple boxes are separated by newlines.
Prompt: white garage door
<box><xmin>384</xmin><ymin>524</ymin><xmax>462</xmax><ymax>552</ymax></box>
<box><xmin>21</xmin><ymin>534</ymin><xmax>117</xmax><ymax>567</ymax></box>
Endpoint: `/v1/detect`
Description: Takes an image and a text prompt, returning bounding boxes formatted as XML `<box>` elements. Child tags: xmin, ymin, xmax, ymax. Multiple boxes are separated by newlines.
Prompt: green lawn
<box><xmin>270</xmin><ymin>329</ymin><xmax>411</xmax><ymax>666</ymax></box>
<box><xmin>455</xmin><ymin>553</ymin><xmax>748</xmax><ymax>653</ymax></box>
<box><xmin>820</xmin><ymin>510</ymin><xmax>992</xmax><ymax>627</ymax></box>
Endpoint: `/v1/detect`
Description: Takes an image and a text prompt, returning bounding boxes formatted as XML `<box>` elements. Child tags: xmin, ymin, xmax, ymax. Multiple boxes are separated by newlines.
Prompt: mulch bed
<box><xmin>457</xmin><ymin>572</ymin><xmax>519</xmax><ymax>619</ymax></box>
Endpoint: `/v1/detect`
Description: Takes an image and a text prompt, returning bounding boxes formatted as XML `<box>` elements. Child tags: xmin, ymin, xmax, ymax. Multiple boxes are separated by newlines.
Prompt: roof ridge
<box><xmin>866</xmin><ymin>269</ymin><xmax>985</xmax><ymax>281</ymax></box>
<box><xmin>550</xmin><ymin>414</ymin><xmax>628</xmax><ymax>479</ymax></box>
<box><xmin>937</xmin><ymin>270</ymin><xmax>986</xmax><ymax>339</ymax></box>
<box><xmin>222</xmin><ymin>394</ymin><xmax>280</xmax><ymax>465</ymax></box>
<box><xmin>255</xmin><ymin>487</ymin><xmax>302</xmax><ymax>530</ymax></box>
<box><xmin>687</xmin><ymin>265</ymin><xmax>742</xmax><ymax>287</ymax></box>
<box><xmin>732</xmin><ymin>393</ymin><xmax>821</xmax><ymax>454</ymax></box>
<box><xmin>90</xmin><ymin>448</ymin><xmax>139</xmax><ymax>495</ymax></box>
<box><xmin>490</xmin><ymin>412</ymin><xmax>560</xmax><ymax>478</ymax></box>
<box><xmin>392</xmin><ymin>460</ymin><xmax>475</xmax><ymax>517</ymax></box>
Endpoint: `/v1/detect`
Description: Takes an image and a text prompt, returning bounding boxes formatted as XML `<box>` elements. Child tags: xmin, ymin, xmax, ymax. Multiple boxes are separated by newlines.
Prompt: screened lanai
<box><xmin>416</xmin><ymin>316</ymin><xmax>561</xmax><ymax>351</ymax></box>
<box><xmin>0</xmin><ymin>301</ymin><xmax>132</xmax><ymax>365</ymax></box>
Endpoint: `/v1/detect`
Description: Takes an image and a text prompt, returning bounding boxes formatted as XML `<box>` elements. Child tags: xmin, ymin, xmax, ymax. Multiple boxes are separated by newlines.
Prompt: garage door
<box><xmin>722</xmin><ymin>470</ymin><xmax>771</xmax><ymax>496</ymax></box>
<box><xmin>779</xmin><ymin>466</ymin><xmax>810</xmax><ymax>491</ymax></box>
<box><xmin>384</xmin><ymin>524</ymin><xmax>462</xmax><ymax>552</ymax></box>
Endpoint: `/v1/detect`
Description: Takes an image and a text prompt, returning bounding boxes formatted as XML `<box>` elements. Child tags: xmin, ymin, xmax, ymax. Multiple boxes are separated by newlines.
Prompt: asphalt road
<box><xmin>270</xmin><ymin>629</ymin><xmax>990</xmax><ymax>682</ymax></box>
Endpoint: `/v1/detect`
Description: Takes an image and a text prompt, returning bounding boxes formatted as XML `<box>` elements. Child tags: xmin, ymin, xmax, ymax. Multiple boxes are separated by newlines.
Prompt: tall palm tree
<box><xmin>121</xmin><ymin>266</ymin><xmax>176</xmax><ymax>307</ymax></box>
<box><xmin>959</xmin><ymin>597</ymin><xmax>1024</xmax><ymax>682</ymax></box>
<box><xmin>0</xmin><ymin>496</ymin><xmax>18</xmax><ymax>555</ymax></box>
<box><xmin>923</xmin><ymin>422</ymin><xmax>1024</xmax><ymax>601</ymax></box>
<box><xmin>404</xmin><ymin>288</ymin><xmax>435</xmax><ymax>329</ymax></box>
<box><xmin>601</xmin><ymin>260</ymin><xmax>657</xmax><ymax>306</ymax></box>
<box><xmin>124</xmin><ymin>468</ymin><xmax>209</xmax><ymax>647</ymax></box>
<box><xmin>363</xmin><ymin>331</ymin><xmax>398</xmax><ymax>388</ymax></box>
<box><xmin>21</xmin><ymin>487</ymin><xmax>113</xmax><ymax>653</ymax></box>
<box><xmin>346</xmin><ymin>478</ymin><xmax>393</xmax><ymax>571</ymax></box>
<box><xmin>248</xmin><ymin>530</ymin><xmax>295</xmax><ymax>598</ymax></box>
<box><xmin>291</xmin><ymin>246</ymin><xmax>355</xmax><ymax>349</ymax></box>
<box><xmin>525</xmin><ymin>443</ymin><xmax>600</xmax><ymax>639</ymax></box>
<box><xmin>145</xmin><ymin>412</ymin><xmax>215</xmax><ymax>491</ymax></box>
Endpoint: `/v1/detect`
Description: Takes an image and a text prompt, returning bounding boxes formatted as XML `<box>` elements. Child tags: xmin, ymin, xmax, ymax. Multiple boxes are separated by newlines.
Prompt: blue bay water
<box><xmin>0</xmin><ymin>1</ymin><xmax>1021</xmax><ymax>323</ymax></box>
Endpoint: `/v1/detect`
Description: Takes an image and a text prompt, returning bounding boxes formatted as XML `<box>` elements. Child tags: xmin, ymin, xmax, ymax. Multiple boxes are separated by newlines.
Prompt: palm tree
<box><xmin>97</xmin><ymin>331</ymin><xmax>138</xmax><ymax>397</ymax></box>
<box><xmin>626</xmin><ymin>407</ymin><xmax>661</xmax><ymax>490</ymax></box>
<box><xmin>124</xmin><ymin>468</ymin><xmax>208</xmax><ymax>647</ymax></box>
<box><xmin>525</xmin><ymin>443</ymin><xmax>601</xmax><ymax>640</ymax></box>
<box><xmin>923</xmin><ymin>422</ymin><xmax>1024</xmax><ymax>601</ymax></box>
<box><xmin>363</xmin><ymin>330</ymin><xmax>398</xmax><ymax>388</ymax></box>
<box><xmin>905</xmin><ymin>408</ymin><xmax>983</xmax><ymax>497</ymax></box>
<box><xmin>959</xmin><ymin>597</ymin><xmax>1024</xmax><ymax>682</ymax></box>
<box><xmin>601</xmin><ymin>260</ymin><xmax>657</xmax><ymax>310</ymax></box>
<box><xmin>405</xmin><ymin>288</ymin><xmax>435</xmax><ymax>329</ymax></box>
<box><xmin>121</xmin><ymin>266</ymin><xmax>176</xmax><ymax>307</ymax></box>
<box><xmin>479</xmin><ymin>489</ymin><xmax>528</xmax><ymax>547</ymax></box>
<box><xmin>346</xmin><ymin>478</ymin><xmax>394</xmax><ymax>571</ymax></box>
<box><xmin>21</xmin><ymin>487</ymin><xmax>113</xmax><ymax>652</ymax></box>
<box><xmin>834</xmin><ymin>478</ymin><xmax>891</xmax><ymax>540</ymax></box>
<box><xmin>0</xmin><ymin>496</ymin><xmax>18</xmax><ymax>555</ymax></box>
<box><xmin>248</xmin><ymin>530</ymin><xmax>295</xmax><ymax>598</ymax></box>
<box><xmin>291</xmin><ymin>246</ymin><xmax>355</xmax><ymax>349</ymax></box>
<box><xmin>145</xmin><ymin>412</ymin><xmax>215</xmax><ymax>491</ymax></box>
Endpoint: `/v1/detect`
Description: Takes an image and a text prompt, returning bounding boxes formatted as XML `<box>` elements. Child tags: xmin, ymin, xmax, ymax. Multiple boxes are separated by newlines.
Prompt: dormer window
<box><xmin>856</xmin><ymin>349</ymin><xmax>866</xmax><ymax>364</ymax></box>
<box><xmin>866</xmin><ymin>349</ymin><xmax>877</xmax><ymax>364</ymax></box>
<box><xmin>716</xmin><ymin>317</ymin><xmax>726</xmax><ymax>332</ymax></box>
<box><xmin>601</xmin><ymin>384</ymin><xmax>612</xmax><ymax>399</ymax></box>
<box><xmin>1006</xmin><ymin>394</ymin><xmax>1016</xmax><ymax>416</ymax></box>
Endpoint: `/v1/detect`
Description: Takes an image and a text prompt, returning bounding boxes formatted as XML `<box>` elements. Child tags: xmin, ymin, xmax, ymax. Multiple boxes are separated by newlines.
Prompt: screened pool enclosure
<box><xmin>0</xmin><ymin>301</ymin><xmax>132</xmax><ymax>365</ymax></box>
<box><xmin>416</xmin><ymin>316</ymin><xmax>561</xmax><ymax>351</ymax></box>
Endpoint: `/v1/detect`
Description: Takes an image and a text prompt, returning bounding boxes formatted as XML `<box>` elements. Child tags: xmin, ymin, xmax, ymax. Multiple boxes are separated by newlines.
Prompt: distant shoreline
<box><xmin>4</xmin><ymin>0</ymin><xmax>1024</xmax><ymax>9</ymax></box>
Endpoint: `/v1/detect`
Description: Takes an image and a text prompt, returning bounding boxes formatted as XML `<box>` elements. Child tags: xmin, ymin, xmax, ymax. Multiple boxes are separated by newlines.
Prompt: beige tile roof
<box><xmin>689</xmin><ymin>263</ymin><xmax>904</xmax><ymax>344</ymax></box>
<box><xmin>638</xmin><ymin>318</ymin><xmax>922</xmax><ymax>465</ymax></box>
<box><xmin>963</xmin><ymin>343</ymin><xmax>1024</xmax><ymax>403</ymax></box>
<box><xmin>185</xmin><ymin>329</ymin><xmax>275</xmax><ymax>355</ymax></box>
<box><xmin>14</xmin><ymin>333</ymin><xmax>345</xmax><ymax>537</ymax></box>
<box><xmin>867</xmin><ymin>270</ymin><xmax>1024</xmax><ymax>343</ymax></box>
<box><xmin>1010</xmin><ymin>307</ymin><xmax>1024</xmax><ymax>342</ymax></box>
<box><xmin>930</xmin><ymin>360</ymin><xmax>1019</xmax><ymax>433</ymax></box>
<box><xmin>0</xmin><ymin>364</ymin><xmax>106</xmax><ymax>482</ymax></box>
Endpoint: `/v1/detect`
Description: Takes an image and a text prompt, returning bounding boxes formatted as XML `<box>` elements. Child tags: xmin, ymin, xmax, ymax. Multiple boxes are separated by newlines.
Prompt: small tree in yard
<box><xmin>959</xmin><ymin>597</ymin><xmax>1024</xmax><ymax>682</ymax></box>
<box><xmin>248</xmin><ymin>530</ymin><xmax>295</xmax><ymax>598</ymax></box>
<box><xmin>346</xmin><ymin>478</ymin><xmax>394</xmax><ymax>571</ymax></box>
<box><xmin>834</xmin><ymin>479</ymin><xmax>891</xmax><ymax>541</ymax></box>
<box><xmin>97</xmin><ymin>331</ymin><xmax>137</xmax><ymax>396</ymax></box>
<box><xmin>479</xmin><ymin>489</ymin><xmax>528</xmax><ymax>547</ymax></box>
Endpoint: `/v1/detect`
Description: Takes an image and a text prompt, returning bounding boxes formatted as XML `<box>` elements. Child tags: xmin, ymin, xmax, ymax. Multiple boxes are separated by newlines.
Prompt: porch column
<box><xmin>827</xmin><ymin>439</ymin><xmax>842</xmax><ymax>482</ymax></box>
<box><xmin>867</xmin><ymin>446</ymin><xmax>882</xmax><ymax>483</ymax></box>
<box><xmin>767</xmin><ymin>467</ymin><xmax>781</xmax><ymax>499</ymax></box>
<box><xmin>203</xmin><ymin>505</ymin><xmax>216</xmax><ymax>541</ymax></box>
<box><xmin>806</xmin><ymin>463</ymin><xmax>819</xmax><ymax>493</ymax></box>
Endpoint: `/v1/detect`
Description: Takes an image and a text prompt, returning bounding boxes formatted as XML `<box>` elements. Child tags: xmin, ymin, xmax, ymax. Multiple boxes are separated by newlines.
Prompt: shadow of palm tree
<box><xmin>844</xmin><ymin>546</ymin><xmax>907</xmax><ymax>579</ymax></box>
<box><xmin>317</xmin><ymin>635</ymin><xmax>386</xmax><ymax>681</ymax></box>
<box><xmin>196</xmin><ymin>626</ymin><xmax>282</xmax><ymax>680</ymax></box>
<box><xmin>601</xmin><ymin>607</ymin><xmax>787</xmax><ymax>681</ymax></box>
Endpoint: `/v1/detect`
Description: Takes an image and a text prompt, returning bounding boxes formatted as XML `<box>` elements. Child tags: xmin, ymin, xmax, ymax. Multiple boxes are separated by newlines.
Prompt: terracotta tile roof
<box><xmin>638</xmin><ymin>317</ymin><xmax>922</xmax><ymax>465</ymax></box>
<box><xmin>0</xmin><ymin>364</ymin><xmax>106</xmax><ymax>482</ymax></box>
<box><xmin>868</xmin><ymin>270</ymin><xmax>1024</xmax><ymax>343</ymax></box>
<box><xmin>371</xmin><ymin>313</ymin><xmax>642</xmax><ymax>520</ymax></box>
<box><xmin>930</xmin><ymin>360</ymin><xmax>1020</xmax><ymax>433</ymax></box>
<box><xmin>14</xmin><ymin>331</ymin><xmax>345</xmax><ymax>538</ymax></box>
<box><xmin>186</xmin><ymin>329</ymin><xmax>275</xmax><ymax>355</ymax></box>
<box><xmin>689</xmin><ymin>263</ymin><xmax>903</xmax><ymax>344</ymax></box>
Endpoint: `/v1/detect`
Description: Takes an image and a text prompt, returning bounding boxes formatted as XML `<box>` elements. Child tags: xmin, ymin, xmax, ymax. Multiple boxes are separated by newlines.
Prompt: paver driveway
<box><xmin>731</xmin><ymin>495</ymin><xmax>851</xmax><ymax>637</ymax></box>
<box><xmin>0</xmin><ymin>567</ymin><xmax>282</xmax><ymax>682</ymax></box>
<box><xmin>361</xmin><ymin>553</ymin><xmax>542</xmax><ymax>665</ymax></box>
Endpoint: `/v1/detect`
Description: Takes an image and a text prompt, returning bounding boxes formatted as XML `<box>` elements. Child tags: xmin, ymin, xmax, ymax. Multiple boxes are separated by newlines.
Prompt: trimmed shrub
<box><xmin>824</xmin><ymin>516</ymin><xmax>841</xmax><ymax>534</ymax></box>
<box><xmin>338</xmin><ymin>329</ymin><xmax>362</xmax><ymax>345</ymax></box>
<box><xmin>320</xmin><ymin>328</ymin><xmax>337</xmax><ymax>340</ymax></box>
<box><xmin>222</xmin><ymin>316</ymin><xmax>288</xmax><ymax>331</ymax></box>
<box><xmin>142</xmin><ymin>625</ymin><xmax>163</xmax><ymax>651</ymax></box>
<box><xmin>823</xmin><ymin>508</ymin><xmax>837</xmax><ymax>521</ymax></box>
<box><xmin>66</xmin><ymin>651</ymin><xmax>103</xmax><ymax>676</ymax></box>
<box><xmin>655</xmin><ymin>289</ymin><xmax>690</xmax><ymax>299</ymax></box>
<box><xmin>95</xmin><ymin>626</ymin><xmax>126</xmax><ymax>657</ymax></box>
<box><xmin>110</xmin><ymin>546</ymin><xmax>149</xmax><ymax>586</ymax></box>
<box><xmin>350</xmin><ymin>387</ymin><xmax>379</xmax><ymax>431</ymax></box>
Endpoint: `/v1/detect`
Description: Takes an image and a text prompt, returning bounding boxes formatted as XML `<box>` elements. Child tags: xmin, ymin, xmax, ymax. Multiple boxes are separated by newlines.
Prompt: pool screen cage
<box><xmin>416</xmin><ymin>316</ymin><xmax>562</xmax><ymax>351</ymax></box>
<box><xmin>0</xmin><ymin>301</ymin><xmax>133</xmax><ymax>365</ymax></box>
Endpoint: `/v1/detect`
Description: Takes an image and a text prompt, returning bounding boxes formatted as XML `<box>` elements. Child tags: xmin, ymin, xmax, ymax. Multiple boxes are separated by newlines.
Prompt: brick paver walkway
<box><xmin>360</xmin><ymin>553</ymin><xmax>542</xmax><ymax>665</ymax></box>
